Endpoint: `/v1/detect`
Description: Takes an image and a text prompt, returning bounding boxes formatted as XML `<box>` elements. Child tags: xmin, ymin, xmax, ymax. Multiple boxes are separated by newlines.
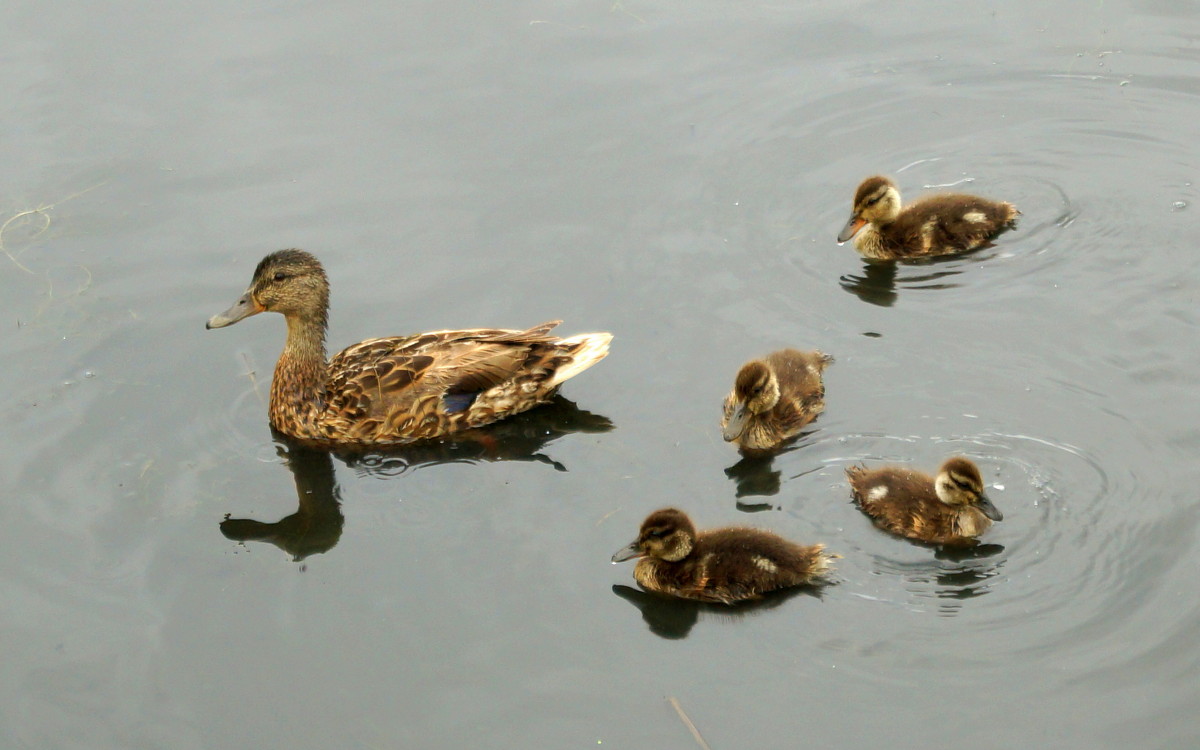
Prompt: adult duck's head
<box><xmin>207</xmin><ymin>249</ymin><xmax>330</xmax><ymax>330</ymax></box>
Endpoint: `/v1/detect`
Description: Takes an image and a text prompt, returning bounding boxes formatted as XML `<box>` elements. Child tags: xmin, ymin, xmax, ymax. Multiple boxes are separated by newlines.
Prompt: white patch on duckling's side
<box><xmin>920</xmin><ymin>218</ymin><xmax>938</xmax><ymax>252</ymax></box>
<box><xmin>868</xmin><ymin>485</ymin><xmax>888</xmax><ymax>502</ymax></box>
<box><xmin>752</xmin><ymin>556</ymin><xmax>778</xmax><ymax>573</ymax></box>
<box><xmin>963</xmin><ymin>210</ymin><xmax>987</xmax><ymax>224</ymax></box>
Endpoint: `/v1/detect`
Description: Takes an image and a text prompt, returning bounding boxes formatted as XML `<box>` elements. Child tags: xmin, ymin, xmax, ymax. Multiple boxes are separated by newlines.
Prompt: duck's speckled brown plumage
<box><xmin>611</xmin><ymin>507</ymin><xmax>836</xmax><ymax>604</ymax></box>
<box><xmin>837</xmin><ymin>175</ymin><xmax>1019</xmax><ymax>260</ymax></box>
<box><xmin>721</xmin><ymin>349</ymin><xmax>832</xmax><ymax>453</ymax></box>
<box><xmin>846</xmin><ymin>457</ymin><xmax>1003</xmax><ymax>545</ymax></box>
<box><xmin>207</xmin><ymin>250</ymin><xmax>612</xmax><ymax>446</ymax></box>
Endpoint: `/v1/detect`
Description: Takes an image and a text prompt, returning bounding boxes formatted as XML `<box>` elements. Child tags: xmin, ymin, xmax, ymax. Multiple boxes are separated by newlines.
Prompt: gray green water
<box><xmin>3</xmin><ymin>1</ymin><xmax>1200</xmax><ymax>748</ymax></box>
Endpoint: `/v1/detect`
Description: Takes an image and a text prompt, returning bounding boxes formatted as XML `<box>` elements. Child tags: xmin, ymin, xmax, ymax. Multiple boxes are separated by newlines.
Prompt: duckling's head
<box><xmin>207</xmin><ymin>249</ymin><xmax>331</xmax><ymax>330</ymax></box>
<box><xmin>611</xmin><ymin>507</ymin><xmax>697</xmax><ymax>563</ymax></box>
<box><xmin>837</xmin><ymin>175</ymin><xmax>902</xmax><ymax>243</ymax></box>
<box><xmin>722</xmin><ymin>361</ymin><xmax>781</xmax><ymax>441</ymax></box>
<box><xmin>934</xmin><ymin>457</ymin><xmax>1003</xmax><ymax>521</ymax></box>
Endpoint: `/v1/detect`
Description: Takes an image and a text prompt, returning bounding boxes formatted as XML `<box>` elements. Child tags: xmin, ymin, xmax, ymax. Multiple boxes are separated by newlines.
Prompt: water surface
<box><xmin>3</xmin><ymin>1</ymin><xmax>1200</xmax><ymax>748</ymax></box>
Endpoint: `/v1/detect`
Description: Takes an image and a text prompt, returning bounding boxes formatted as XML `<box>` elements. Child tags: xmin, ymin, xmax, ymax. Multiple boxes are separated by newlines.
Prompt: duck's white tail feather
<box><xmin>547</xmin><ymin>332</ymin><xmax>613</xmax><ymax>388</ymax></box>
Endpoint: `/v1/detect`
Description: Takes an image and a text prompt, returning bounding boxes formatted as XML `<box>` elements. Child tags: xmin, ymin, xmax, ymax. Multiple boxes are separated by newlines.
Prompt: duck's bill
<box><xmin>722</xmin><ymin>404</ymin><xmax>749</xmax><ymax>442</ymax></box>
<box><xmin>206</xmin><ymin>291</ymin><xmax>264</xmax><ymax>329</ymax></box>
<box><xmin>977</xmin><ymin>495</ymin><xmax>1003</xmax><ymax>522</ymax></box>
<box><xmin>611</xmin><ymin>540</ymin><xmax>644</xmax><ymax>563</ymax></box>
<box><xmin>837</xmin><ymin>215</ymin><xmax>866</xmax><ymax>244</ymax></box>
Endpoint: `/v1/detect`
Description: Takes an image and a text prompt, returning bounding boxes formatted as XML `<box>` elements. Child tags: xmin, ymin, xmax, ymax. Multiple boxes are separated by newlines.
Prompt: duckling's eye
<box><xmin>865</xmin><ymin>196</ymin><xmax>881</xmax><ymax>207</ymax></box>
<box><xmin>647</xmin><ymin>529</ymin><xmax>667</xmax><ymax>539</ymax></box>
<box><xmin>952</xmin><ymin>479</ymin><xmax>974</xmax><ymax>491</ymax></box>
<box><xmin>273</xmin><ymin>271</ymin><xmax>288</xmax><ymax>282</ymax></box>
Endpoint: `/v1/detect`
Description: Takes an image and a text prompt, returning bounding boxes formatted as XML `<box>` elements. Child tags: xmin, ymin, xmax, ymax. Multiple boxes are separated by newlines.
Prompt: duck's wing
<box><xmin>322</xmin><ymin>322</ymin><xmax>566</xmax><ymax>426</ymax></box>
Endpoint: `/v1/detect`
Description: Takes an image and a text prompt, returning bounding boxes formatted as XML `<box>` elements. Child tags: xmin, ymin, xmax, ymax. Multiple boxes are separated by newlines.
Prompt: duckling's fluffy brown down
<box><xmin>721</xmin><ymin>349</ymin><xmax>832</xmax><ymax>453</ymax></box>
<box><xmin>612</xmin><ymin>508</ymin><xmax>835</xmax><ymax>604</ymax></box>
<box><xmin>846</xmin><ymin>458</ymin><xmax>1002</xmax><ymax>545</ymax></box>
<box><xmin>838</xmin><ymin>175</ymin><xmax>1019</xmax><ymax>260</ymax></box>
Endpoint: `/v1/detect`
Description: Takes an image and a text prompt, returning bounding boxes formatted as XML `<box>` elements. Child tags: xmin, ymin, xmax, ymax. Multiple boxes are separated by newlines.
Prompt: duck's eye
<box><xmin>273</xmin><ymin>271</ymin><xmax>288</xmax><ymax>282</ymax></box>
<box><xmin>865</xmin><ymin>196</ymin><xmax>881</xmax><ymax>207</ymax></box>
<box><xmin>952</xmin><ymin>479</ymin><xmax>973</xmax><ymax>491</ymax></box>
<box><xmin>647</xmin><ymin>529</ymin><xmax>666</xmax><ymax>539</ymax></box>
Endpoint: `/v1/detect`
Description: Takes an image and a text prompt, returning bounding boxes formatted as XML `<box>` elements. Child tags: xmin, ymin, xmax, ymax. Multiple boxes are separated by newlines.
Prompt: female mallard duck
<box><xmin>846</xmin><ymin>457</ymin><xmax>1003</xmax><ymax>545</ymax></box>
<box><xmin>837</xmin><ymin>175</ymin><xmax>1019</xmax><ymax>260</ymax></box>
<box><xmin>721</xmin><ymin>349</ymin><xmax>832</xmax><ymax>453</ymax></box>
<box><xmin>611</xmin><ymin>507</ymin><xmax>836</xmax><ymax>604</ymax></box>
<box><xmin>206</xmin><ymin>249</ymin><xmax>612</xmax><ymax>446</ymax></box>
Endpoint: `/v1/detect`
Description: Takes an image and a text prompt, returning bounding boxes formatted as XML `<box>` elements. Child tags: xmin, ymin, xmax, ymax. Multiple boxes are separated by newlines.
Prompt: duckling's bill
<box><xmin>837</xmin><ymin>215</ymin><xmax>866</xmax><ymax>244</ymax></box>
<box><xmin>611</xmin><ymin>540</ymin><xmax>644</xmax><ymax>563</ymax></box>
<box><xmin>722</xmin><ymin>403</ymin><xmax>750</xmax><ymax>441</ymax></box>
<box><xmin>207</xmin><ymin>290</ymin><xmax>264</xmax><ymax>329</ymax></box>
<box><xmin>977</xmin><ymin>494</ymin><xmax>1004</xmax><ymax>522</ymax></box>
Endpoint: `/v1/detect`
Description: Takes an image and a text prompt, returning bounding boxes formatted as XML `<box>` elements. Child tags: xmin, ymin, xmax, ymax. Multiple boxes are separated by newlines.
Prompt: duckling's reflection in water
<box><xmin>875</xmin><ymin>542</ymin><xmax>1005</xmax><ymax>616</ymax></box>
<box><xmin>840</xmin><ymin>260</ymin><xmax>899</xmax><ymax>307</ymax></box>
<box><xmin>839</xmin><ymin>255</ymin><xmax>978</xmax><ymax>308</ymax></box>
<box><xmin>611</xmin><ymin>584</ymin><xmax>823</xmax><ymax>640</ymax></box>
<box><xmin>723</xmin><ymin>440</ymin><xmax>818</xmax><ymax>508</ymax></box>
<box><xmin>724</xmin><ymin>453</ymin><xmax>781</xmax><ymax>504</ymax></box>
<box><xmin>334</xmin><ymin>395</ymin><xmax>612</xmax><ymax>476</ymax></box>
<box><xmin>220</xmin><ymin>436</ymin><xmax>344</xmax><ymax>562</ymax></box>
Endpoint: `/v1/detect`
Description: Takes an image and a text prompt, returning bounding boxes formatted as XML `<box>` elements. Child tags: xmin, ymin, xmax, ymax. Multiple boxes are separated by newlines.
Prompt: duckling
<box><xmin>846</xmin><ymin>457</ymin><xmax>1003</xmax><ymax>545</ymax></box>
<box><xmin>837</xmin><ymin>175</ymin><xmax>1019</xmax><ymax>260</ymax></box>
<box><xmin>206</xmin><ymin>249</ymin><xmax>612</xmax><ymax>446</ymax></box>
<box><xmin>721</xmin><ymin>349</ymin><xmax>832</xmax><ymax>453</ymax></box>
<box><xmin>611</xmin><ymin>507</ymin><xmax>836</xmax><ymax>604</ymax></box>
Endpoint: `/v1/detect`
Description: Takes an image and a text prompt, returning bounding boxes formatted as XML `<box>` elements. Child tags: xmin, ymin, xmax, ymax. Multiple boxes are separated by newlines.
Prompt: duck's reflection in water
<box><xmin>220</xmin><ymin>437</ymin><xmax>344</xmax><ymax>562</ymax></box>
<box><xmin>873</xmin><ymin>542</ymin><xmax>1006</xmax><ymax>616</ymax></box>
<box><xmin>336</xmin><ymin>395</ymin><xmax>613</xmax><ymax>477</ymax></box>
<box><xmin>611</xmin><ymin>584</ymin><xmax>825</xmax><ymax>640</ymax></box>
<box><xmin>723</xmin><ymin>440</ymin><xmax>820</xmax><ymax>510</ymax></box>
<box><xmin>220</xmin><ymin>397</ymin><xmax>613</xmax><ymax>559</ymax></box>
<box><xmin>839</xmin><ymin>255</ymin><xmax>977</xmax><ymax>308</ymax></box>
<box><xmin>839</xmin><ymin>260</ymin><xmax>900</xmax><ymax>307</ymax></box>
<box><xmin>724</xmin><ymin>453</ymin><xmax>782</xmax><ymax>505</ymax></box>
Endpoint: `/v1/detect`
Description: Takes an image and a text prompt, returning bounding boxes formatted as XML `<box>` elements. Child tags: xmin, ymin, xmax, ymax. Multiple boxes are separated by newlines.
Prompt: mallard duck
<box><xmin>721</xmin><ymin>349</ymin><xmax>832</xmax><ymax>452</ymax></box>
<box><xmin>846</xmin><ymin>456</ymin><xmax>1003</xmax><ymax>545</ymax></box>
<box><xmin>611</xmin><ymin>507</ymin><xmax>836</xmax><ymax>604</ymax></box>
<box><xmin>206</xmin><ymin>249</ymin><xmax>612</xmax><ymax>446</ymax></box>
<box><xmin>837</xmin><ymin>175</ymin><xmax>1019</xmax><ymax>260</ymax></box>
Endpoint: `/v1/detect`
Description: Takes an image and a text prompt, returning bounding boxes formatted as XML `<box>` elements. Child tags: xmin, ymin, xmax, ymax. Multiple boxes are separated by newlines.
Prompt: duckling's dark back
<box><xmin>643</xmin><ymin>527</ymin><xmax>832</xmax><ymax>604</ymax></box>
<box><xmin>887</xmin><ymin>194</ymin><xmax>1019</xmax><ymax>257</ymax></box>
<box><xmin>846</xmin><ymin>465</ymin><xmax>980</xmax><ymax>545</ymax></box>
<box><xmin>765</xmin><ymin>349</ymin><xmax>831</xmax><ymax>401</ymax></box>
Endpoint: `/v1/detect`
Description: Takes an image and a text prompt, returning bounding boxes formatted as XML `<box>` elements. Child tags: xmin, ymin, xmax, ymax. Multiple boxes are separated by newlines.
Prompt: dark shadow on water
<box><xmin>220</xmin><ymin>397</ymin><xmax>612</xmax><ymax>560</ymax></box>
<box><xmin>220</xmin><ymin>437</ymin><xmax>345</xmax><ymax>562</ymax></box>
<box><xmin>839</xmin><ymin>259</ymin><xmax>900</xmax><ymax>307</ymax></box>
<box><xmin>872</xmin><ymin>541</ymin><xmax>1006</xmax><ymax>616</ymax></box>
<box><xmin>723</xmin><ymin>434</ymin><xmax>821</xmax><ymax>509</ymax></box>
<box><xmin>611</xmin><ymin>583</ymin><xmax>825</xmax><ymax>640</ymax></box>
<box><xmin>839</xmin><ymin>251</ymin><xmax>985</xmax><ymax>307</ymax></box>
<box><xmin>724</xmin><ymin>453</ymin><xmax>783</xmax><ymax>504</ymax></box>
<box><xmin>335</xmin><ymin>395</ymin><xmax>613</xmax><ymax>477</ymax></box>
<box><xmin>934</xmin><ymin>542</ymin><xmax>1005</xmax><ymax>562</ymax></box>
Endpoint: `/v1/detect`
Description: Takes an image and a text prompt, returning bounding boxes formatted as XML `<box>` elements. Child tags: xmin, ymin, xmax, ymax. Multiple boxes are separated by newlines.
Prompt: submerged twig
<box><xmin>0</xmin><ymin>180</ymin><xmax>108</xmax><ymax>273</ymax></box>
<box><xmin>668</xmin><ymin>697</ymin><xmax>713</xmax><ymax>750</ymax></box>
<box><xmin>241</xmin><ymin>352</ymin><xmax>265</xmax><ymax>405</ymax></box>
<box><xmin>595</xmin><ymin>507</ymin><xmax>621</xmax><ymax>526</ymax></box>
